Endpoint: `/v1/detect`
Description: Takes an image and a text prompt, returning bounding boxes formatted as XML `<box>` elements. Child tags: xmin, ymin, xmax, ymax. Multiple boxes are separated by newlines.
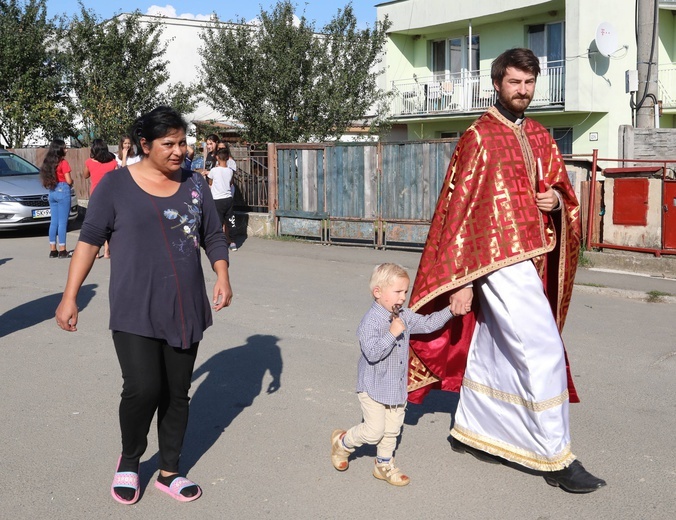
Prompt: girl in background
<box><xmin>196</xmin><ymin>134</ymin><xmax>219</xmax><ymax>179</ymax></box>
<box><xmin>39</xmin><ymin>139</ymin><xmax>73</xmax><ymax>259</ymax></box>
<box><xmin>115</xmin><ymin>134</ymin><xmax>141</xmax><ymax>168</ymax></box>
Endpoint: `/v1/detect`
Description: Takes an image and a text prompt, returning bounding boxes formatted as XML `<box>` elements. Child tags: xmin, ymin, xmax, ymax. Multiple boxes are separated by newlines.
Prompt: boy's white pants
<box><xmin>343</xmin><ymin>392</ymin><xmax>406</xmax><ymax>459</ymax></box>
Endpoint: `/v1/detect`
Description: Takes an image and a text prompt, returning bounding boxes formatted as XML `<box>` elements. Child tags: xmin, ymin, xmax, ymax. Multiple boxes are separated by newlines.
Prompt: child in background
<box><xmin>216</xmin><ymin>139</ymin><xmax>237</xmax><ymax>197</ymax></box>
<box><xmin>207</xmin><ymin>148</ymin><xmax>238</xmax><ymax>251</ymax></box>
<box><xmin>115</xmin><ymin>135</ymin><xmax>140</xmax><ymax>168</ymax></box>
<box><xmin>331</xmin><ymin>263</ymin><xmax>457</xmax><ymax>486</ymax></box>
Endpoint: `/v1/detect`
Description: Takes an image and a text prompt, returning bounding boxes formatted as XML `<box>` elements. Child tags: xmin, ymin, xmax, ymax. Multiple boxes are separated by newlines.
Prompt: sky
<box><xmin>45</xmin><ymin>1</ymin><xmax>379</xmax><ymax>28</ymax></box>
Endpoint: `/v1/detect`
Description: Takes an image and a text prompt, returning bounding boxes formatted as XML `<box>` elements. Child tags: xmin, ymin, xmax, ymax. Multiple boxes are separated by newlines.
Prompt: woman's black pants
<box><xmin>113</xmin><ymin>331</ymin><xmax>198</xmax><ymax>473</ymax></box>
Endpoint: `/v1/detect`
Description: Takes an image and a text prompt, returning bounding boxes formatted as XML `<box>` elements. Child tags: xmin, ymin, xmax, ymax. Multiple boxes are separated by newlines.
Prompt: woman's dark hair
<box><xmin>206</xmin><ymin>133</ymin><xmax>219</xmax><ymax>144</ymax></box>
<box><xmin>130</xmin><ymin>106</ymin><xmax>187</xmax><ymax>157</ymax></box>
<box><xmin>90</xmin><ymin>138</ymin><xmax>116</xmax><ymax>163</ymax></box>
<box><xmin>118</xmin><ymin>134</ymin><xmax>136</xmax><ymax>158</ymax></box>
<box><xmin>40</xmin><ymin>139</ymin><xmax>67</xmax><ymax>190</ymax></box>
<box><xmin>491</xmin><ymin>48</ymin><xmax>541</xmax><ymax>84</ymax></box>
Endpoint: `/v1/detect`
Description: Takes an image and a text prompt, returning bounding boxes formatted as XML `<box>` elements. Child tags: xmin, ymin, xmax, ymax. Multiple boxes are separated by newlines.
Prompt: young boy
<box><xmin>331</xmin><ymin>263</ymin><xmax>456</xmax><ymax>486</ymax></box>
<box><xmin>207</xmin><ymin>148</ymin><xmax>238</xmax><ymax>250</ymax></box>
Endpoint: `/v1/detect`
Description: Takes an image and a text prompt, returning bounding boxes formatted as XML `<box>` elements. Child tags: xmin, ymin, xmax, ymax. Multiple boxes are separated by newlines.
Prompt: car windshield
<box><xmin>0</xmin><ymin>153</ymin><xmax>40</xmax><ymax>176</ymax></box>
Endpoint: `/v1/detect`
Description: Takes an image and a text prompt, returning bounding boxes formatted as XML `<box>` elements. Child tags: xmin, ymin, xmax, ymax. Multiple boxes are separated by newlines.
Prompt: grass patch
<box><xmin>578</xmin><ymin>249</ymin><xmax>593</xmax><ymax>268</ymax></box>
<box><xmin>578</xmin><ymin>282</ymin><xmax>606</xmax><ymax>288</ymax></box>
<box><xmin>646</xmin><ymin>290</ymin><xmax>672</xmax><ymax>303</ymax></box>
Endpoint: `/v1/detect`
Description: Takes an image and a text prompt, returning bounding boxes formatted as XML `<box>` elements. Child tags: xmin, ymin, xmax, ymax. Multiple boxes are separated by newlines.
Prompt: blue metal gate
<box><xmin>275</xmin><ymin>139</ymin><xmax>456</xmax><ymax>249</ymax></box>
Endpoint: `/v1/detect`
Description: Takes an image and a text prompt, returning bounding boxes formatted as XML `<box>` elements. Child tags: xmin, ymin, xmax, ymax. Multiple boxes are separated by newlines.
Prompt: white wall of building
<box><xmin>137</xmin><ymin>14</ymin><xmax>227</xmax><ymax>124</ymax></box>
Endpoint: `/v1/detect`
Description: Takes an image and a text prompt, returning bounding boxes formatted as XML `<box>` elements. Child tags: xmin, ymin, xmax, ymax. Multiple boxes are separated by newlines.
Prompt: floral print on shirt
<box><xmin>163</xmin><ymin>175</ymin><xmax>203</xmax><ymax>253</ymax></box>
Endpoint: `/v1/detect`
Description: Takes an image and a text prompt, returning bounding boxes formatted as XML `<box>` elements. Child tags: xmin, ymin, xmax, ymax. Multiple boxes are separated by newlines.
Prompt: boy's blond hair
<box><xmin>369</xmin><ymin>263</ymin><xmax>410</xmax><ymax>294</ymax></box>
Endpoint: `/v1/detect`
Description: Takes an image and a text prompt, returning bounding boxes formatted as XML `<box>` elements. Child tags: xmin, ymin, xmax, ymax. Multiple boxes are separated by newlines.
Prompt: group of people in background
<box><xmin>39</xmin><ymin>131</ymin><xmax>238</xmax><ymax>257</ymax></box>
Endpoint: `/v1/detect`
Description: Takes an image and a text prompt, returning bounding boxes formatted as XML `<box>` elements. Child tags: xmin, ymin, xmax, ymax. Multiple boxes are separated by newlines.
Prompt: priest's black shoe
<box><xmin>543</xmin><ymin>460</ymin><xmax>606</xmax><ymax>493</ymax></box>
<box><xmin>448</xmin><ymin>435</ymin><xmax>502</xmax><ymax>465</ymax></box>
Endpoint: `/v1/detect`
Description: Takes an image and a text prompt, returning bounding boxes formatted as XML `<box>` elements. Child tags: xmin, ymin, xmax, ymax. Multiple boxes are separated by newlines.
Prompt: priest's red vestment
<box><xmin>407</xmin><ymin>106</ymin><xmax>581</xmax><ymax>404</ymax></box>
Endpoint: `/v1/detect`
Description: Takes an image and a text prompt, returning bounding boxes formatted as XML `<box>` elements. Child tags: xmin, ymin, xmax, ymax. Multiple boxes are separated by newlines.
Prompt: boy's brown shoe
<box><xmin>330</xmin><ymin>429</ymin><xmax>353</xmax><ymax>471</ymax></box>
<box><xmin>373</xmin><ymin>458</ymin><xmax>410</xmax><ymax>486</ymax></box>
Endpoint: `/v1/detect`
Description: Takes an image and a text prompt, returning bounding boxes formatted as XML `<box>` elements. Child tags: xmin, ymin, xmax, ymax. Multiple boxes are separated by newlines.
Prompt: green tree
<box><xmin>62</xmin><ymin>4</ymin><xmax>197</xmax><ymax>145</ymax></box>
<box><xmin>0</xmin><ymin>0</ymin><xmax>73</xmax><ymax>147</ymax></box>
<box><xmin>199</xmin><ymin>1</ymin><xmax>391</xmax><ymax>143</ymax></box>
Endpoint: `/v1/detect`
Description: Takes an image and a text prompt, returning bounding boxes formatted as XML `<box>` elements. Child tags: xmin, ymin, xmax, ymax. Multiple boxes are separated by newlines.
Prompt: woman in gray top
<box><xmin>55</xmin><ymin>106</ymin><xmax>232</xmax><ymax>505</ymax></box>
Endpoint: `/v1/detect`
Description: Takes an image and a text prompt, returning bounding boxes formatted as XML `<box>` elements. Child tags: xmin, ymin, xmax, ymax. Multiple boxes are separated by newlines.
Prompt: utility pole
<box><xmin>635</xmin><ymin>0</ymin><xmax>659</xmax><ymax>128</ymax></box>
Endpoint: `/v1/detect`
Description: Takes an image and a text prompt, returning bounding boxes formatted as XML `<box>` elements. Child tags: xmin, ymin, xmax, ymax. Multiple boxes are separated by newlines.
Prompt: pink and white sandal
<box><xmin>154</xmin><ymin>475</ymin><xmax>202</xmax><ymax>502</ymax></box>
<box><xmin>110</xmin><ymin>456</ymin><xmax>140</xmax><ymax>505</ymax></box>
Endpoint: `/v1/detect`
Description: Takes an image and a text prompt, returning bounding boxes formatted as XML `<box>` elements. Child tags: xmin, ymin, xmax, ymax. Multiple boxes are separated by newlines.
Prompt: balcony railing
<box><xmin>390</xmin><ymin>65</ymin><xmax>565</xmax><ymax>117</ymax></box>
<box><xmin>659</xmin><ymin>63</ymin><xmax>676</xmax><ymax>109</ymax></box>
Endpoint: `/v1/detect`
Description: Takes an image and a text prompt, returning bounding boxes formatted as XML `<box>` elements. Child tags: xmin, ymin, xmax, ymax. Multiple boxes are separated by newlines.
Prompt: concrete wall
<box><xmin>618</xmin><ymin>125</ymin><xmax>676</xmax><ymax>160</ymax></box>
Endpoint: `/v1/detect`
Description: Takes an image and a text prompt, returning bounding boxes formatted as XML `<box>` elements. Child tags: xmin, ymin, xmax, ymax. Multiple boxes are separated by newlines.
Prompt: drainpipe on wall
<box><xmin>468</xmin><ymin>20</ymin><xmax>472</xmax><ymax>73</ymax></box>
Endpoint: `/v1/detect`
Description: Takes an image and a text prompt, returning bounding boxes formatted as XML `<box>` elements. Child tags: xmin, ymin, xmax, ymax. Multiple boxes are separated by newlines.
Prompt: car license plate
<box><xmin>33</xmin><ymin>208</ymin><xmax>51</xmax><ymax>218</ymax></box>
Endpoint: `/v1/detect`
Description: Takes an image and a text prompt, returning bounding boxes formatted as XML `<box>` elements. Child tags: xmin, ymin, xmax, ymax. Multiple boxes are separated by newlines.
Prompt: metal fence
<box><xmin>231</xmin><ymin>145</ymin><xmax>269</xmax><ymax>212</ymax></box>
<box><xmin>274</xmin><ymin>140</ymin><xmax>457</xmax><ymax>249</ymax></box>
<box><xmin>390</xmin><ymin>65</ymin><xmax>565</xmax><ymax>117</ymax></box>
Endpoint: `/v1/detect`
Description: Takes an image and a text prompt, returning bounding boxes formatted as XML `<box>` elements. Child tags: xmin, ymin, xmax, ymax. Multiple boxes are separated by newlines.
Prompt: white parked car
<box><xmin>0</xmin><ymin>150</ymin><xmax>78</xmax><ymax>229</ymax></box>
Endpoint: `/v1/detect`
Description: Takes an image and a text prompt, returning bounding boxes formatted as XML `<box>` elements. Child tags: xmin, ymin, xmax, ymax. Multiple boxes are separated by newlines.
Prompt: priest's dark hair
<box><xmin>491</xmin><ymin>48</ymin><xmax>541</xmax><ymax>84</ymax></box>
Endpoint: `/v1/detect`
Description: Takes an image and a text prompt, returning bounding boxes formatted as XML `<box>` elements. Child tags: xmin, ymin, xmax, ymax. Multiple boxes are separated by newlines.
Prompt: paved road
<box><xmin>0</xmin><ymin>230</ymin><xmax>674</xmax><ymax>519</ymax></box>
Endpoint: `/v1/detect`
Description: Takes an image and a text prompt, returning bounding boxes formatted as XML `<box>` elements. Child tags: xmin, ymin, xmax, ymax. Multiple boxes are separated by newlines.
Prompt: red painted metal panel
<box><xmin>664</xmin><ymin>181</ymin><xmax>676</xmax><ymax>249</ymax></box>
<box><xmin>612</xmin><ymin>178</ymin><xmax>649</xmax><ymax>226</ymax></box>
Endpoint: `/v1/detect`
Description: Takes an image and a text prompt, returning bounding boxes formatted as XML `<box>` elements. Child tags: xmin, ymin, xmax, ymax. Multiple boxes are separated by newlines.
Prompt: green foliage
<box><xmin>62</xmin><ymin>4</ymin><xmax>198</xmax><ymax>145</ymax></box>
<box><xmin>0</xmin><ymin>0</ymin><xmax>73</xmax><ymax>147</ymax></box>
<box><xmin>199</xmin><ymin>1</ymin><xmax>391</xmax><ymax>143</ymax></box>
<box><xmin>578</xmin><ymin>249</ymin><xmax>593</xmax><ymax>268</ymax></box>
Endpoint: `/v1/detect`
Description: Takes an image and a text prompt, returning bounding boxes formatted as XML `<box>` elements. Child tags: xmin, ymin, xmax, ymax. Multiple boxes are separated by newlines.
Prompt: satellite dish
<box><xmin>595</xmin><ymin>22</ymin><xmax>618</xmax><ymax>57</ymax></box>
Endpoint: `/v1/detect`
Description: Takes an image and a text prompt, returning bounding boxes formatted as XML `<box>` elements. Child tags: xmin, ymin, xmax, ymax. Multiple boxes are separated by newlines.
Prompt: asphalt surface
<box><xmin>1</xmin><ymin>228</ymin><xmax>674</xmax><ymax>520</ymax></box>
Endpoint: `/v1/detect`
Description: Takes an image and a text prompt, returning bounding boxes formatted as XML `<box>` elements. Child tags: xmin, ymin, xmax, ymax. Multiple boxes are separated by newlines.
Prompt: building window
<box><xmin>528</xmin><ymin>22</ymin><xmax>564</xmax><ymax>70</ymax></box>
<box><xmin>551</xmin><ymin>127</ymin><xmax>573</xmax><ymax>154</ymax></box>
<box><xmin>431</xmin><ymin>35</ymin><xmax>480</xmax><ymax>80</ymax></box>
<box><xmin>440</xmin><ymin>131</ymin><xmax>461</xmax><ymax>139</ymax></box>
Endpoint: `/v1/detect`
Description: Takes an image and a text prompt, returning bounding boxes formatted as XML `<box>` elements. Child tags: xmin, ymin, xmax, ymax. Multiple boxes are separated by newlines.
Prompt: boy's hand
<box><xmin>450</xmin><ymin>286</ymin><xmax>473</xmax><ymax>316</ymax></box>
<box><xmin>389</xmin><ymin>317</ymin><xmax>405</xmax><ymax>337</ymax></box>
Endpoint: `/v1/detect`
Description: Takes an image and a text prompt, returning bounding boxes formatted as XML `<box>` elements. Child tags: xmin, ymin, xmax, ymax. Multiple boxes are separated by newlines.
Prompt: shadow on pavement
<box><xmin>0</xmin><ymin>283</ymin><xmax>98</xmax><ymax>338</ymax></box>
<box><xmin>179</xmin><ymin>334</ymin><xmax>283</xmax><ymax>472</ymax></box>
<box><xmin>405</xmin><ymin>389</ymin><xmax>459</xmax><ymax>428</ymax></box>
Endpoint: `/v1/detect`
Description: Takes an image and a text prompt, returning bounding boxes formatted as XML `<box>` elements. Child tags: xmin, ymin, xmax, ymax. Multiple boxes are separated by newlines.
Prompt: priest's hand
<box><xmin>536</xmin><ymin>184</ymin><xmax>561</xmax><ymax>212</ymax></box>
<box><xmin>450</xmin><ymin>286</ymin><xmax>473</xmax><ymax>316</ymax></box>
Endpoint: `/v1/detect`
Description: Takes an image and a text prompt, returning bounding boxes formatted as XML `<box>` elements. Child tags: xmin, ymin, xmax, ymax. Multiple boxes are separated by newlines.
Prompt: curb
<box><xmin>573</xmin><ymin>283</ymin><xmax>676</xmax><ymax>304</ymax></box>
<box><xmin>583</xmin><ymin>251</ymin><xmax>676</xmax><ymax>279</ymax></box>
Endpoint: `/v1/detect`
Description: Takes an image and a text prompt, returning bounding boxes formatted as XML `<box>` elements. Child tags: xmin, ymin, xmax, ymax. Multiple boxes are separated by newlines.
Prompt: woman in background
<box><xmin>39</xmin><ymin>139</ymin><xmax>72</xmax><ymax>259</ymax></box>
<box><xmin>84</xmin><ymin>138</ymin><xmax>116</xmax><ymax>194</ymax></box>
<box><xmin>84</xmin><ymin>138</ymin><xmax>117</xmax><ymax>258</ymax></box>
